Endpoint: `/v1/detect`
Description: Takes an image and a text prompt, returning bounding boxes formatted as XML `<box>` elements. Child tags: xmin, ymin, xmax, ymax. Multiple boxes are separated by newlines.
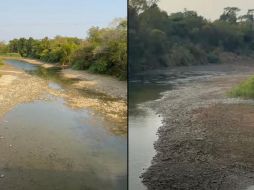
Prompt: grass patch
<box><xmin>229</xmin><ymin>76</ymin><xmax>254</xmax><ymax>98</ymax></box>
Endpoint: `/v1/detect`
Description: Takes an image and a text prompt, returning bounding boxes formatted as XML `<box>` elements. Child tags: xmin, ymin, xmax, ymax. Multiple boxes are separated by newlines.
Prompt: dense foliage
<box><xmin>71</xmin><ymin>20</ymin><xmax>127</xmax><ymax>79</ymax></box>
<box><xmin>2</xmin><ymin>20</ymin><xmax>127</xmax><ymax>80</ymax></box>
<box><xmin>129</xmin><ymin>0</ymin><xmax>254</xmax><ymax>76</ymax></box>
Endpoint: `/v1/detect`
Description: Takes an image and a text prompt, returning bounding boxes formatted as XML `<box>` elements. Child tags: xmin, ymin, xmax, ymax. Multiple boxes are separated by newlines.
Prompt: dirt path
<box><xmin>141</xmin><ymin>65</ymin><xmax>254</xmax><ymax>190</ymax></box>
<box><xmin>0</xmin><ymin>63</ymin><xmax>126</xmax><ymax>134</ymax></box>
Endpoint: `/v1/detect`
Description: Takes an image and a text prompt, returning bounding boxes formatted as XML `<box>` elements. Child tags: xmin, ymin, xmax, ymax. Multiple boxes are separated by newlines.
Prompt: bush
<box><xmin>207</xmin><ymin>52</ymin><xmax>220</xmax><ymax>63</ymax></box>
<box><xmin>5</xmin><ymin>19</ymin><xmax>127</xmax><ymax>80</ymax></box>
<box><xmin>170</xmin><ymin>45</ymin><xmax>195</xmax><ymax>66</ymax></box>
<box><xmin>72</xmin><ymin>60</ymin><xmax>88</xmax><ymax>70</ymax></box>
<box><xmin>188</xmin><ymin>45</ymin><xmax>207</xmax><ymax>64</ymax></box>
<box><xmin>88</xmin><ymin>59</ymin><xmax>109</xmax><ymax>73</ymax></box>
<box><xmin>229</xmin><ymin>76</ymin><xmax>254</xmax><ymax>98</ymax></box>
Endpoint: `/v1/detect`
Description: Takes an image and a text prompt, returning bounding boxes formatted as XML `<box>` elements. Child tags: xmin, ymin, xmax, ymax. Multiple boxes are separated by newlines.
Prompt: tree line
<box><xmin>0</xmin><ymin>19</ymin><xmax>127</xmax><ymax>80</ymax></box>
<box><xmin>129</xmin><ymin>0</ymin><xmax>254</xmax><ymax>77</ymax></box>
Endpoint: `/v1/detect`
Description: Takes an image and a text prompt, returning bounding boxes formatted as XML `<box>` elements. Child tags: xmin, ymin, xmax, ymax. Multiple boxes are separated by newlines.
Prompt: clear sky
<box><xmin>159</xmin><ymin>0</ymin><xmax>254</xmax><ymax>21</ymax></box>
<box><xmin>0</xmin><ymin>0</ymin><xmax>126</xmax><ymax>42</ymax></box>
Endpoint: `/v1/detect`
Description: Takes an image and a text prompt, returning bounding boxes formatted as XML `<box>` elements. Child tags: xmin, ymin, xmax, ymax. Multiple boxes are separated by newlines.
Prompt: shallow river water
<box><xmin>0</xmin><ymin>60</ymin><xmax>127</xmax><ymax>190</ymax></box>
<box><xmin>129</xmin><ymin>83</ymin><xmax>170</xmax><ymax>190</ymax></box>
<box><xmin>128</xmin><ymin>66</ymin><xmax>229</xmax><ymax>190</ymax></box>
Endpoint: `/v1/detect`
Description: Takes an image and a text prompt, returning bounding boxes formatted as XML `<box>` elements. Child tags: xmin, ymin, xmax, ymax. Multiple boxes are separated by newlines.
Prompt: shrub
<box><xmin>88</xmin><ymin>59</ymin><xmax>109</xmax><ymax>74</ymax></box>
<box><xmin>207</xmin><ymin>52</ymin><xmax>220</xmax><ymax>63</ymax></box>
<box><xmin>229</xmin><ymin>76</ymin><xmax>254</xmax><ymax>98</ymax></box>
<box><xmin>170</xmin><ymin>45</ymin><xmax>195</xmax><ymax>66</ymax></box>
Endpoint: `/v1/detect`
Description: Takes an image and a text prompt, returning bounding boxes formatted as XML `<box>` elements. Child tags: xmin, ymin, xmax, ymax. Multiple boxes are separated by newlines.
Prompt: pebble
<box><xmin>0</xmin><ymin>174</ymin><xmax>4</xmax><ymax>178</ymax></box>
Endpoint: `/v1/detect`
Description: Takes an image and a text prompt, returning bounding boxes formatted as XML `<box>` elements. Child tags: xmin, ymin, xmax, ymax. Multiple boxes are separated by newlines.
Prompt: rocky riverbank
<box><xmin>141</xmin><ymin>64</ymin><xmax>254</xmax><ymax>190</ymax></box>
<box><xmin>0</xmin><ymin>61</ymin><xmax>126</xmax><ymax>135</ymax></box>
<box><xmin>0</xmin><ymin>64</ymin><xmax>50</xmax><ymax>118</ymax></box>
<box><xmin>1</xmin><ymin>57</ymin><xmax>127</xmax><ymax>100</ymax></box>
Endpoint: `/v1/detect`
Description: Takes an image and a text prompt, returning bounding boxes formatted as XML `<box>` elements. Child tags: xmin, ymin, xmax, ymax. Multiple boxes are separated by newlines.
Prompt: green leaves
<box><xmin>71</xmin><ymin>20</ymin><xmax>127</xmax><ymax>79</ymax></box>
<box><xmin>129</xmin><ymin>2</ymin><xmax>254</xmax><ymax>76</ymax></box>
<box><xmin>6</xmin><ymin>19</ymin><xmax>127</xmax><ymax>80</ymax></box>
<box><xmin>229</xmin><ymin>76</ymin><xmax>254</xmax><ymax>98</ymax></box>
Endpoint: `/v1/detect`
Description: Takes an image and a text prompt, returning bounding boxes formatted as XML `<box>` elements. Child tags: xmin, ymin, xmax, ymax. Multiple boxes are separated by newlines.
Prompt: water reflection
<box><xmin>5</xmin><ymin>59</ymin><xmax>37</xmax><ymax>71</ymax></box>
<box><xmin>129</xmin><ymin>83</ymin><xmax>172</xmax><ymax>114</ymax></box>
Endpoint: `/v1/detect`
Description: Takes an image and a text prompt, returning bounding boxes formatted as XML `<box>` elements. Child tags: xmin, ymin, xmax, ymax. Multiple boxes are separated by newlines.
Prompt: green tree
<box><xmin>220</xmin><ymin>7</ymin><xmax>240</xmax><ymax>24</ymax></box>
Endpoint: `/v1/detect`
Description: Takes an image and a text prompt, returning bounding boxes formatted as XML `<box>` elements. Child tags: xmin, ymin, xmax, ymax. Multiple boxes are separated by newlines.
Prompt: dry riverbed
<box><xmin>2</xmin><ymin>57</ymin><xmax>127</xmax><ymax>100</ymax></box>
<box><xmin>0</xmin><ymin>62</ymin><xmax>127</xmax><ymax>134</ymax></box>
<box><xmin>141</xmin><ymin>64</ymin><xmax>254</xmax><ymax>190</ymax></box>
<box><xmin>0</xmin><ymin>64</ymin><xmax>49</xmax><ymax>117</ymax></box>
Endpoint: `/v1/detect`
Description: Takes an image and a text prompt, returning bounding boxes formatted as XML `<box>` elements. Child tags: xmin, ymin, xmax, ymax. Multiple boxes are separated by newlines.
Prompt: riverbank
<box><xmin>0</xmin><ymin>62</ymin><xmax>127</xmax><ymax>190</ymax></box>
<box><xmin>1</xmin><ymin>56</ymin><xmax>43</xmax><ymax>65</ymax></box>
<box><xmin>0</xmin><ymin>61</ymin><xmax>127</xmax><ymax>134</ymax></box>
<box><xmin>1</xmin><ymin>57</ymin><xmax>127</xmax><ymax>100</ymax></box>
<box><xmin>61</xmin><ymin>69</ymin><xmax>127</xmax><ymax>100</ymax></box>
<box><xmin>141</xmin><ymin>63</ymin><xmax>254</xmax><ymax>189</ymax></box>
<box><xmin>0</xmin><ymin>63</ymin><xmax>50</xmax><ymax>117</ymax></box>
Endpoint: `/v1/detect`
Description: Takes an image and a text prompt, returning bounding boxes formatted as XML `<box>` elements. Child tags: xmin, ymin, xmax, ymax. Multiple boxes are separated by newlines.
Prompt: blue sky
<box><xmin>0</xmin><ymin>0</ymin><xmax>126</xmax><ymax>42</ymax></box>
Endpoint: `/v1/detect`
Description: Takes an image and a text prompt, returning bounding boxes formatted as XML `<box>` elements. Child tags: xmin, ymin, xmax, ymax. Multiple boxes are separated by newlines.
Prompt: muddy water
<box><xmin>1</xmin><ymin>60</ymin><xmax>127</xmax><ymax>190</ymax></box>
<box><xmin>129</xmin><ymin>83</ymin><xmax>170</xmax><ymax>190</ymax></box>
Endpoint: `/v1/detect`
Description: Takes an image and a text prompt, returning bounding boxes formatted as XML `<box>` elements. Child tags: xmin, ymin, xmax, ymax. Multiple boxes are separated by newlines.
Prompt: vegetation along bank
<box><xmin>0</xmin><ymin>19</ymin><xmax>127</xmax><ymax>80</ymax></box>
<box><xmin>129</xmin><ymin>0</ymin><xmax>254</xmax><ymax>78</ymax></box>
